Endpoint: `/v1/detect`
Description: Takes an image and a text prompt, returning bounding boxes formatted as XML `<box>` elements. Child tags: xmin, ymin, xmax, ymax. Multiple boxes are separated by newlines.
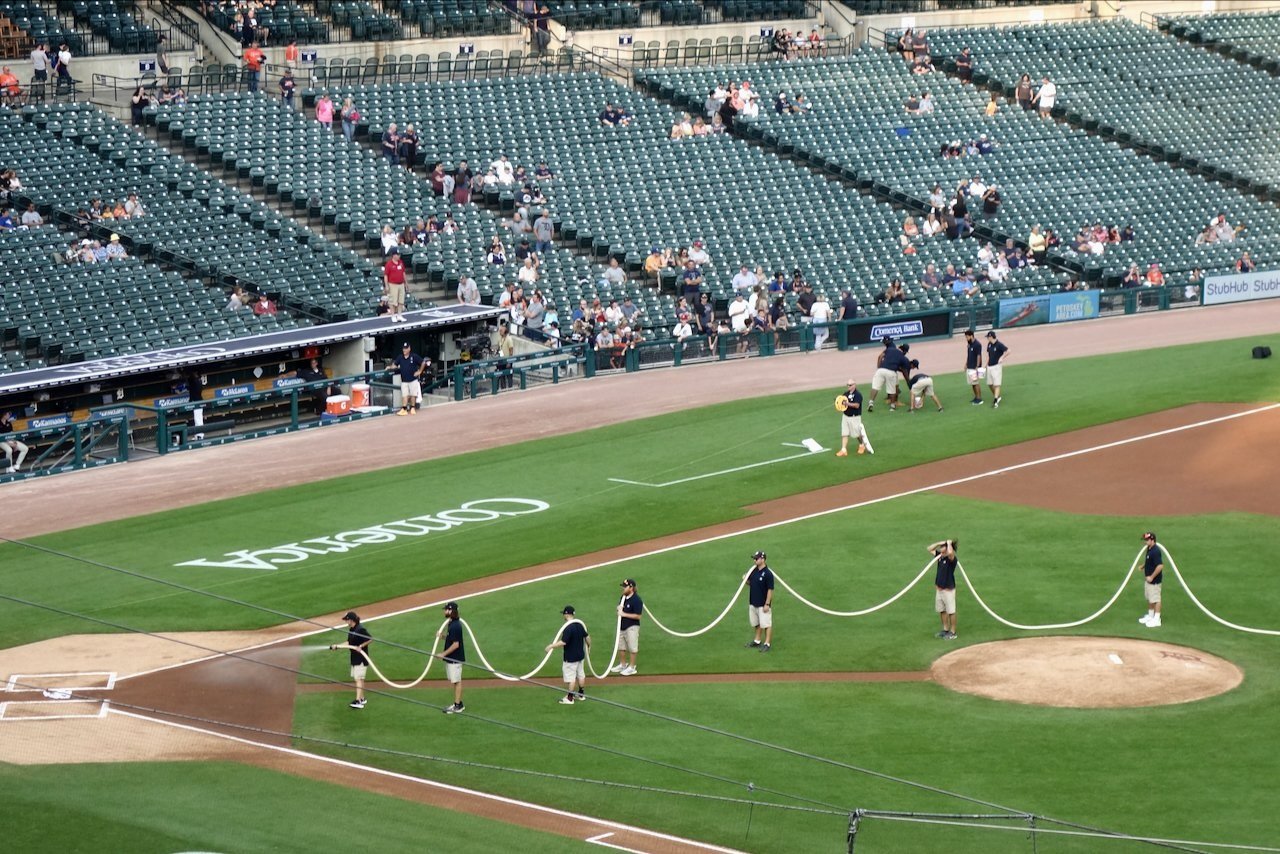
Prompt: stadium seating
<box><xmin>1162</xmin><ymin>10</ymin><xmax>1280</xmax><ymax>69</ymax></box>
<box><xmin>333</xmin><ymin>72</ymin><xmax>1064</xmax><ymax>321</ymax></box>
<box><xmin>0</xmin><ymin>221</ymin><xmax>297</xmax><ymax>369</ymax></box>
<box><xmin>638</xmin><ymin>48</ymin><xmax>1280</xmax><ymax>283</ymax></box>
<box><xmin>150</xmin><ymin>91</ymin><xmax>596</xmax><ymax>304</ymax></box>
<box><xmin>922</xmin><ymin>20</ymin><xmax>1280</xmax><ymax>196</ymax></box>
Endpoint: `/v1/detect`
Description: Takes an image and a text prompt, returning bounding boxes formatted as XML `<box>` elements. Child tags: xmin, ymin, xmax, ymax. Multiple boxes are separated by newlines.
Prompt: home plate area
<box><xmin>1</xmin><ymin>671</ymin><xmax>115</xmax><ymax>721</ymax></box>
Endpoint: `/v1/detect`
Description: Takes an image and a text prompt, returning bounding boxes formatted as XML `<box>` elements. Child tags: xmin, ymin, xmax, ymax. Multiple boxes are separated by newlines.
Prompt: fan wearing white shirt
<box><xmin>810</xmin><ymin>293</ymin><xmax>832</xmax><ymax>349</ymax></box>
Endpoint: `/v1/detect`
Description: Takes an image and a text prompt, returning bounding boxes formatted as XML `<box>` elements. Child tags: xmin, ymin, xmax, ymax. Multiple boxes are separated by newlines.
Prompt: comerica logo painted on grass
<box><xmin>174</xmin><ymin>498</ymin><xmax>551</xmax><ymax>570</ymax></box>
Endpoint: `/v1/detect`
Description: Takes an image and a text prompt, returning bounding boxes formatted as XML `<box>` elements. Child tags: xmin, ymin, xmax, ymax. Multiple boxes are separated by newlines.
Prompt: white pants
<box><xmin>1</xmin><ymin>440</ymin><xmax>28</xmax><ymax>470</ymax></box>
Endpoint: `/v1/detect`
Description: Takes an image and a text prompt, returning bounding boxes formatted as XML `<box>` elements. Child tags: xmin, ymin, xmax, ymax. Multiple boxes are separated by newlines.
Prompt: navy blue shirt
<box><xmin>620</xmin><ymin>593</ymin><xmax>643</xmax><ymax>630</ymax></box>
<box><xmin>908</xmin><ymin>372</ymin><xmax>931</xmax><ymax>388</ymax></box>
<box><xmin>443</xmin><ymin>618</ymin><xmax>465</xmax><ymax>663</ymax></box>
<box><xmin>934</xmin><ymin>552</ymin><xmax>957</xmax><ymax>589</ymax></box>
<box><xmin>843</xmin><ymin>388</ymin><xmax>863</xmax><ymax>417</ymax></box>
<box><xmin>394</xmin><ymin>352</ymin><xmax>424</xmax><ymax>382</ymax></box>
<box><xmin>748</xmin><ymin>566</ymin><xmax>775</xmax><ymax>607</ymax></box>
<box><xmin>965</xmin><ymin>339</ymin><xmax>982</xmax><ymax>369</ymax></box>
<box><xmin>1143</xmin><ymin>544</ymin><xmax>1163</xmax><ymax>585</ymax></box>
<box><xmin>347</xmin><ymin>622</ymin><xmax>372</xmax><ymax>666</ymax></box>
<box><xmin>561</xmin><ymin>621</ymin><xmax>589</xmax><ymax>662</ymax></box>
<box><xmin>881</xmin><ymin>346</ymin><xmax>908</xmax><ymax>373</ymax></box>
<box><xmin>987</xmin><ymin>339</ymin><xmax>1008</xmax><ymax>366</ymax></box>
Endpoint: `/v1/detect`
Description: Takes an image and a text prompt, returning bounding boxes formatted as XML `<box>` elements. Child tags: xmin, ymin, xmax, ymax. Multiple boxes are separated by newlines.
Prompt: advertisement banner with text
<box><xmin>998</xmin><ymin>290</ymin><xmax>1100</xmax><ymax>329</ymax></box>
<box><xmin>1202</xmin><ymin>270</ymin><xmax>1280</xmax><ymax>306</ymax></box>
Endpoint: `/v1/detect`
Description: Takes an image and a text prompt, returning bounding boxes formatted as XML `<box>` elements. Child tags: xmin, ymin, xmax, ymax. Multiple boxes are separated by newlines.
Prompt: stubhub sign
<box><xmin>1203</xmin><ymin>269</ymin><xmax>1280</xmax><ymax>306</ymax></box>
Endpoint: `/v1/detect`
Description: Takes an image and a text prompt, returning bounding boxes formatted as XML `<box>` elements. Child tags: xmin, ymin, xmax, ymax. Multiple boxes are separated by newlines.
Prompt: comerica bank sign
<box><xmin>176</xmin><ymin>498</ymin><xmax>550</xmax><ymax>569</ymax></box>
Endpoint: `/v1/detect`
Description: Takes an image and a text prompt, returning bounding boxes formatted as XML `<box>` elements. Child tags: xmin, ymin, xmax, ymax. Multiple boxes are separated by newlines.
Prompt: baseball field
<box><xmin>1</xmin><ymin>303</ymin><xmax>1278</xmax><ymax>853</ymax></box>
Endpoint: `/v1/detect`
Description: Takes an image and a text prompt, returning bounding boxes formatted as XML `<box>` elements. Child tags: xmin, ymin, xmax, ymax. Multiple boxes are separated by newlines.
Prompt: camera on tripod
<box><xmin>459</xmin><ymin>333</ymin><xmax>491</xmax><ymax>361</ymax></box>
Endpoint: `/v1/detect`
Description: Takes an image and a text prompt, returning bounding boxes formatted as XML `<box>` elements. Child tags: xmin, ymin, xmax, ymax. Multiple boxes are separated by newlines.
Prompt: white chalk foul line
<box><xmin>108</xmin><ymin>708</ymin><xmax>745</xmax><ymax>854</ymax></box>
<box><xmin>608</xmin><ymin>442</ymin><xmax>827</xmax><ymax>488</ymax></box>
<box><xmin>116</xmin><ymin>402</ymin><xmax>1279</xmax><ymax>685</ymax></box>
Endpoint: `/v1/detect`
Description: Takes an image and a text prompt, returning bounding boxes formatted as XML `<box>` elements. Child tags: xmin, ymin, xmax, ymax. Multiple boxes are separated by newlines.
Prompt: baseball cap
<box><xmin>910</xmin><ymin>359</ymin><xmax>920</xmax><ymax>368</ymax></box>
<box><xmin>443</xmin><ymin>601</ymin><xmax>458</xmax><ymax>611</ymax></box>
<box><xmin>881</xmin><ymin>335</ymin><xmax>894</xmax><ymax>345</ymax></box>
<box><xmin>1142</xmin><ymin>531</ymin><xmax>1156</xmax><ymax>541</ymax></box>
<box><xmin>752</xmin><ymin>550</ymin><xmax>767</xmax><ymax>560</ymax></box>
<box><xmin>620</xmin><ymin>578</ymin><xmax>637</xmax><ymax>588</ymax></box>
<box><xmin>986</xmin><ymin>331</ymin><xmax>997</xmax><ymax>339</ymax></box>
<box><xmin>401</xmin><ymin>342</ymin><xmax>411</xmax><ymax>348</ymax></box>
<box><xmin>342</xmin><ymin>611</ymin><xmax>359</xmax><ymax>622</ymax></box>
<box><xmin>561</xmin><ymin>605</ymin><xmax>575</xmax><ymax>615</ymax></box>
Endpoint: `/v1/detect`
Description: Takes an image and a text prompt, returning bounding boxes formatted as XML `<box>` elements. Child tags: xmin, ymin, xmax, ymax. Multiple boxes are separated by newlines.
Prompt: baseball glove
<box><xmin>834</xmin><ymin>394</ymin><xmax>850</xmax><ymax>412</ymax></box>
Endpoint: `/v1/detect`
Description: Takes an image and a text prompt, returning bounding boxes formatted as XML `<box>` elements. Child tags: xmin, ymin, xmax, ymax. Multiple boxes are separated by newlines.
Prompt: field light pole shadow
<box><xmin>608</xmin><ymin>441</ymin><xmax>828</xmax><ymax>488</ymax></box>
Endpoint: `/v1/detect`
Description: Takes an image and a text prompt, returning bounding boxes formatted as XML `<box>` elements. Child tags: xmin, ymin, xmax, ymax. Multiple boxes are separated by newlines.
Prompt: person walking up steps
<box><xmin>610</xmin><ymin>579</ymin><xmax>643</xmax><ymax>676</ymax></box>
<box><xmin>835</xmin><ymin>379</ymin><xmax>873</xmax><ymax>456</ymax></box>
<box><xmin>745</xmin><ymin>551</ymin><xmax>775</xmax><ymax>652</ymax></box>
<box><xmin>547</xmin><ymin>606</ymin><xmax>589</xmax><ymax>704</ymax></box>
<box><xmin>1139</xmin><ymin>532</ymin><xmax>1164</xmax><ymax>628</ymax></box>
<box><xmin>438</xmin><ymin>602</ymin><xmax>466</xmax><ymax>713</ymax></box>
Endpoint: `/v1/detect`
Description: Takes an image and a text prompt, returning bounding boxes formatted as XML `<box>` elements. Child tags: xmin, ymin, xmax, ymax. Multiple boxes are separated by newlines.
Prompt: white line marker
<box><xmin>1108</xmin><ymin>654</ymin><xmax>1123</xmax><ymax>666</ymax></box>
<box><xmin>116</xmin><ymin>402</ymin><xmax>1280</xmax><ymax>685</ymax></box>
<box><xmin>0</xmin><ymin>699</ymin><xmax>109</xmax><ymax>721</ymax></box>
<box><xmin>586</xmin><ymin>831</ymin><xmax>651</xmax><ymax>853</ymax></box>
<box><xmin>109</xmin><ymin>709</ymin><xmax>745</xmax><ymax>853</ymax></box>
<box><xmin>608</xmin><ymin>442</ymin><xmax>828</xmax><ymax>488</ymax></box>
<box><xmin>4</xmin><ymin>671</ymin><xmax>117</xmax><ymax>692</ymax></box>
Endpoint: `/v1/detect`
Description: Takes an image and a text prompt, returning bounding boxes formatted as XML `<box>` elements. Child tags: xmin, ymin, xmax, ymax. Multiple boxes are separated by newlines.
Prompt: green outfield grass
<box><xmin>2</xmin><ymin>334</ymin><xmax>1277</xmax><ymax>651</ymax></box>
<box><xmin>0</xmin><ymin>761</ymin><xmax>589</xmax><ymax>852</ymax></box>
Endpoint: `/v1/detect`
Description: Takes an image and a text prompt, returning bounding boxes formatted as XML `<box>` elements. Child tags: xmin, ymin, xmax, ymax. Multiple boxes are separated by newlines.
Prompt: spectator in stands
<box><xmin>919</xmin><ymin>263</ymin><xmax>940</xmax><ymax>291</ymax></box>
<box><xmin>956</xmin><ymin>47</ymin><xmax>973</xmax><ymax>84</ymax></box>
<box><xmin>514</xmin><ymin>236</ymin><xmax>533</xmax><ymax>261</ymax></box>
<box><xmin>911</xmin><ymin>28</ymin><xmax>929</xmax><ymax>63</ymax></box>
<box><xmin>1122</xmin><ymin>264</ymin><xmax>1143</xmax><ymax>289</ymax></box>
<box><xmin>105</xmin><ymin>233</ymin><xmax>127</xmax><ymax>260</ymax></box>
<box><xmin>600</xmin><ymin>102</ymin><xmax>630</xmax><ymax>126</ymax></box>
<box><xmin>642</xmin><ymin>247</ymin><xmax>664</xmax><ymax>284</ymax></box>
<box><xmin>381</xmin><ymin>123</ymin><xmax>399</xmax><ymax>165</ymax></box>
<box><xmin>877</xmin><ymin>279</ymin><xmax>907</xmax><ymax>305</ymax></box>
<box><xmin>1194</xmin><ymin>223</ymin><xmax>1217</xmax><ymax>246</ymax></box>
<box><xmin>243</xmin><ymin>42</ymin><xmax>265</xmax><ymax>93</ymax></box>
<box><xmin>774</xmin><ymin>92</ymin><xmax>791</xmax><ymax>114</ymax></box>
<box><xmin>279</xmin><ymin>70</ymin><xmax>296</xmax><ymax>107</ymax></box>
<box><xmin>30</xmin><ymin>44</ymin><xmax>48</xmax><ymax>83</ymax></box>
<box><xmin>986</xmin><ymin>250</ymin><xmax>1010</xmax><ymax>284</ymax></box>
<box><xmin>1146</xmin><ymin>263</ymin><xmax>1165</xmax><ymax>286</ymax></box>
<box><xmin>253</xmin><ymin>293</ymin><xmax>277</xmax><ymax>315</ymax></box>
<box><xmin>731</xmin><ymin>264</ymin><xmax>757</xmax><ymax>292</ymax></box>
<box><xmin>518</xmin><ymin>256</ymin><xmax>540</xmax><ymax>286</ymax></box>
<box><xmin>1015</xmin><ymin>73</ymin><xmax>1033</xmax><ymax>111</ymax></box>
<box><xmin>1212</xmin><ymin>212</ymin><xmax>1242</xmax><ymax>243</ymax></box>
<box><xmin>1</xmin><ymin>410</ymin><xmax>28</xmax><ymax>474</ymax></box>
<box><xmin>904</xmin><ymin>92</ymin><xmax>920</xmax><ymax>115</ymax></box>
<box><xmin>397</xmin><ymin>222</ymin><xmax>415</xmax><ymax>249</ymax></box>
<box><xmin>792</xmin><ymin>93</ymin><xmax>812</xmax><ymax>113</ymax></box>
<box><xmin>918</xmin><ymin>91</ymin><xmax>934</xmax><ymax>114</ymax></box>
<box><xmin>921</xmin><ymin>210</ymin><xmax>942</xmax><ymax>239</ymax></box>
<box><xmin>1235</xmin><ymin>251</ymin><xmax>1255</xmax><ymax>274</ymax></box>
<box><xmin>18</xmin><ymin>203</ymin><xmax>40</xmax><ymax>228</ymax></box>
<box><xmin>532</xmin><ymin>209</ymin><xmax>554</xmax><ymax>255</ymax></box>
<box><xmin>811</xmin><ymin>292</ymin><xmax>832</xmax><ymax>349</ymax></box>
<box><xmin>379</xmin><ymin>224</ymin><xmax>399</xmax><ymax>256</ymax></box>
<box><xmin>54</xmin><ymin>44</ymin><xmax>71</xmax><ymax>84</ymax></box>
<box><xmin>952</xmin><ymin>271</ymin><xmax>981</xmax><ymax>299</ymax></box>
<box><xmin>525</xmin><ymin>290</ymin><xmax>546</xmax><ymax>333</ymax></box>
<box><xmin>898</xmin><ymin>29</ymin><xmax>915</xmax><ymax>63</ymax></box>
<box><xmin>772</xmin><ymin>28</ymin><xmax>793</xmax><ymax>60</ymax></box>
<box><xmin>429</xmin><ymin>162</ymin><xmax>446</xmax><ymax>196</ymax></box>
<box><xmin>88</xmin><ymin>239</ymin><xmax>109</xmax><ymax>262</ymax></box>
<box><xmin>340</xmin><ymin>97</ymin><xmax>359</xmax><ymax>142</ymax></box>
<box><xmin>688</xmin><ymin>240</ymin><xmax>710</xmax><ymax>268</ymax></box>
<box><xmin>226</xmin><ymin>285</ymin><xmax>250</xmax><ymax>311</ymax></box>
<box><xmin>531</xmin><ymin>4</ymin><xmax>552</xmax><ymax>55</ymax></box>
<box><xmin>1120</xmin><ymin>224</ymin><xmax>1135</xmax><ymax>242</ymax></box>
<box><xmin>902</xmin><ymin>214</ymin><xmax>920</xmax><ymax>241</ymax></box>
<box><xmin>0</xmin><ymin>67</ymin><xmax>22</xmax><ymax>103</ymax></box>
<box><xmin>490</xmin><ymin>154</ymin><xmax>514</xmax><ymax>185</ymax></box>
<box><xmin>981</xmin><ymin>184</ymin><xmax>1001</xmax><ymax>217</ymax></box>
<box><xmin>1107</xmin><ymin>225</ymin><xmax>1121</xmax><ymax>244</ymax></box>
<box><xmin>976</xmin><ymin>134</ymin><xmax>995</xmax><ymax>155</ymax></box>
<box><xmin>1032</xmin><ymin>76</ymin><xmax>1056</xmax><ymax>118</ymax></box>
<box><xmin>534</xmin><ymin>161</ymin><xmax>554</xmax><ymax>182</ymax></box>
<box><xmin>600</xmin><ymin>258</ymin><xmax>625</xmax><ymax>289</ymax></box>
<box><xmin>984</xmin><ymin>91</ymin><xmax>999</xmax><ymax>117</ymax></box>
<box><xmin>912</xmin><ymin>54</ymin><xmax>934</xmax><ymax>75</ymax></box>
<box><xmin>671</xmin><ymin>312</ymin><xmax>694</xmax><ymax>350</ymax></box>
<box><xmin>486</xmin><ymin>236</ymin><xmax>507</xmax><ymax>266</ymax></box>
<box><xmin>398</xmin><ymin>124</ymin><xmax>419</xmax><ymax>171</ymax></box>
<box><xmin>157</xmin><ymin>85</ymin><xmax>184</xmax><ymax>105</ymax></box>
<box><xmin>670</xmin><ymin>112</ymin><xmax>693</xmax><ymax>139</ymax></box>
<box><xmin>806</xmin><ymin>28</ymin><xmax>824</xmax><ymax>56</ymax></box>
<box><xmin>1028</xmin><ymin>225</ymin><xmax>1047</xmax><ymax>266</ymax></box>
<box><xmin>680</xmin><ymin>259</ymin><xmax>703</xmax><ymax>304</ymax></box>
<box><xmin>456</xmin><ymin>272</ymin><xmax>479</xmax><ymax>305</ymax></box>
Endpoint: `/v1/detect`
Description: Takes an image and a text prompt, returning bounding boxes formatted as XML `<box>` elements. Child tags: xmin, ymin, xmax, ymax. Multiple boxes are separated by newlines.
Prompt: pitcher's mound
<box><xmin>931</xmin><ymin>636</ymin><xmax>1242</xmax><ymax>708</ymax></box>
